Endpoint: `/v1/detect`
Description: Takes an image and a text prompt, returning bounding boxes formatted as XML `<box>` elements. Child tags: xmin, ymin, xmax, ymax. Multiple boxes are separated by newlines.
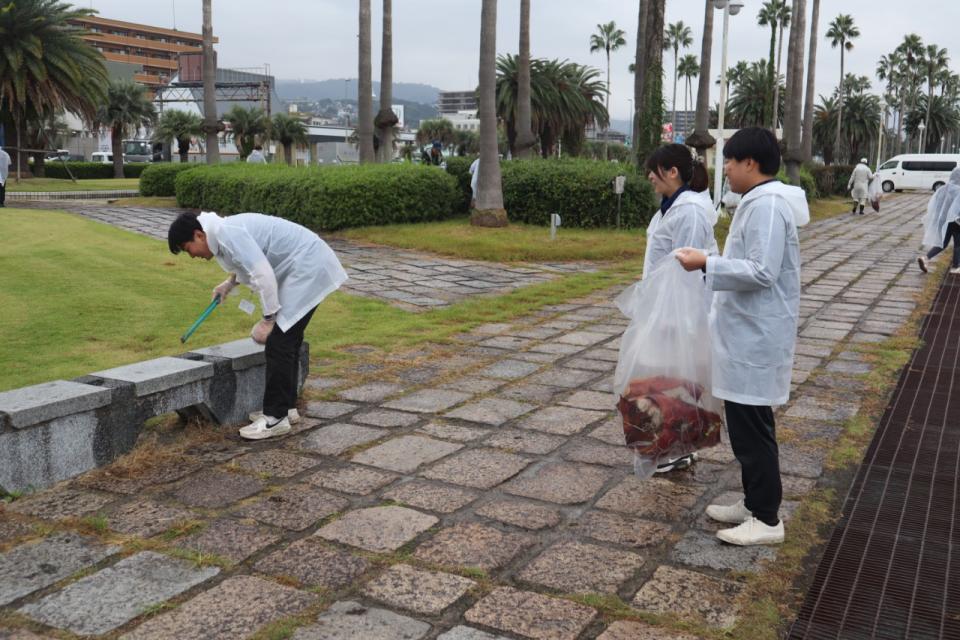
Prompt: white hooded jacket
<box><xmin>198</xmin><ymin>212</ymin><xmax>348</xmax><ymax>332</ymax></box>
<box><xmin>922</xmin><ymin>168</ymin><xmax>960</xmax><ymax>249</ymax></box>
<box><xmin>643</xmin><ymin>188</ymin><xmax>719</xmax><ymax>277</ymax></box>
<box><xmin>848</xmin><ymin>162</ymin><xmax>874</xmax><ymax>200</ymax></box>
<box><xmin>705</xmin><ymin>181</ymin><xmax>809</xmax><ymax>406</ymax></box>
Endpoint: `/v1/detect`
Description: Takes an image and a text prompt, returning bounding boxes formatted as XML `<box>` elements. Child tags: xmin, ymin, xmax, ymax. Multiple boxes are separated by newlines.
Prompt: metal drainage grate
<box><xmin>790</xmin><ymin>271</ymin><xmax>960</xmax><ymax>640</ymax></box>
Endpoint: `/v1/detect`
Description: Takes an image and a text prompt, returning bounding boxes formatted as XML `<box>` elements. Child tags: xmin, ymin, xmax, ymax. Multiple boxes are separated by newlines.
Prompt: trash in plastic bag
<box><xmin>868</xmin><ymin>177</ymin><xmax>882</xmax><ymax>212</ymax></box>
<box><xmin>614</xmin><ymin>254</ymin><xmax>723</xmax><ymax>477</ymax></box>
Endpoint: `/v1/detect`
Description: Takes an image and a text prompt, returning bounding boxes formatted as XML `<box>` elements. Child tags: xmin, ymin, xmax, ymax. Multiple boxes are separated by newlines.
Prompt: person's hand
<box><xmin>251</xmin><ymin>318</ymin><xmax>275</xmax><ymax>344</ymax></box>
<box><xmin>212</xmin><ymin>278</ymin><xmax>235</xmax><ymax>302</ymax></box>
<box><xmin>675</xmin><ymin>248</ymin><xmax>707</xmax><ymax>272</ymax></box>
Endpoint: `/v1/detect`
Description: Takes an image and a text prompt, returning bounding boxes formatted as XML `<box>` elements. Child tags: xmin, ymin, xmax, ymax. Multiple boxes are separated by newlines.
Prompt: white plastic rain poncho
<box><xmin>705</xmin><ymin>181</ymin><xmax>810</xmax><ymax>407</ymax></box>
<box><xmin>922</xmin><ymin>168</ymin><xmax>960</xmax><ymax>249</ymax></box>
<box><xmin>848</xmin><ymin>162</ymin><xmax>874</xmax><ymax>200</ymax></box>
<box><xmin>643</xmin><ymin>189</ymin><xmax>720</xmax><ymax>278</ymax></box>
<box><xmin>0</xmin><ymin>148</ymin><xmax>9</xmax><ymax>186</ymax></box>
<box><xmin>198</xmin><ymin>212</ymin><xmax>348</xmax><ymax>332</ymax></box>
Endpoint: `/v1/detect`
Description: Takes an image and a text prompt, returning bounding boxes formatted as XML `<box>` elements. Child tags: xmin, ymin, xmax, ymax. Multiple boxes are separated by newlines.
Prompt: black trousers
<box><xmin>725</xmin><ymin>400</ymin><xmax>782</xmax><ymax>526</ymax></box>
<box><xmin>0</xmin><ymin>182</ymin><xmax>5</xmax><ymax>207</ymax></box>
<box><xmin>262</xmin><ymin>306</ymin><xmax>316</xmax><ymax>419</ymax></box>
<box><xmin>926</xmin><ymin>222</ymin><xmax>960</xmax><ymax>268</ymax></box>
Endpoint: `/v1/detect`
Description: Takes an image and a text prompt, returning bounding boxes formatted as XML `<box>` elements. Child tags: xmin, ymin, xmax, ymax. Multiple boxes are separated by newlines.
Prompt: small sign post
<box><xmin>613</xmin><ymin>175</ymin><xmax>626</xmax><ymax>229</ymax></box>
<box><xmin>550</xmin><ymin>213</ymin><xmax>561</xmax><ymax>241</ymax></box>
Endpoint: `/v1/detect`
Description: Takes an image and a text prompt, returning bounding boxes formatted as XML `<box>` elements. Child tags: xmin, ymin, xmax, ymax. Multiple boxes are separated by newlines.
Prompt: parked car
<box><xmin>874</xmin><ymin>154</ymin><xmax>960</xmax><ymax>193</ymax></box>
<box><xmin>91</xmin><ymin>151</ymin><xmax>126</xmax><ymax>164</ymax></box>
<box><xmin>45</xmin><ymin>149</ymin><xmax>71</xmax><ymax>162</ymax></box>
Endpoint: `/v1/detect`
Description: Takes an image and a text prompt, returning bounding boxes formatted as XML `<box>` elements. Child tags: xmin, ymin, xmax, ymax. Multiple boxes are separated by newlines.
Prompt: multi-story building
<box><xmin>438</xmin><ymin>90</ymin><xmax>478</xmax><ymax>115</ymax></box>
<box><xmin>68</xmin><ymin>15</ymin><xmax>215</xmax><ymax>92</ymax></box>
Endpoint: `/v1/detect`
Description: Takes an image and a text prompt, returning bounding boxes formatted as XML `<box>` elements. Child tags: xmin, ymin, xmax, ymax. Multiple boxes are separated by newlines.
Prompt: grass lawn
<box><xmin>809</xmin><ymin>195</ymin><xmax>857</xmax><ymax>222</ymax></box>
<box><xmin>7</xmin><ymin>177</ymin><xmax>140</xmax><ymax>192</ymax></box>
<box><xmin>0</xmin><ymin>207</ymin><xmax>641</xmax><ymax>392</ymax></box>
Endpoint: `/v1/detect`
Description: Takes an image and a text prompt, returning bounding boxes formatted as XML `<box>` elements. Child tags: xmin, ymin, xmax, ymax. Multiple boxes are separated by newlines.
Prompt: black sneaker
<box><xmin>655</xmin><ymin>453</ymin><xmax>696</xmax><ymax>473</ymax></box>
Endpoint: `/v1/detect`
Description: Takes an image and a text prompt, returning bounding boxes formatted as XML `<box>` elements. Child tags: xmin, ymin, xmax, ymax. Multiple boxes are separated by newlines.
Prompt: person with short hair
<box><xmin>247</xmin><ymin>144</ymin><xmax>268</xmax><ymax>164</ymax></box>
<box><xmin>0</xmin><ymin>146</ymin><xmax>10</xmax><ymax>208</ymax></box>
<box><xmin>168</xmin><ymin>211</ymin><xmax>347</xmax><ymax>440</ymax></box>
<box><xmin>919</xmin><ymin>167</ymin><xmax>960</xmax><ymax>275</ymax></box>
<box><xmin>676</xmin><ymin>127</ymin><xmax>810</xmax><ymax>546</ymax></box>
<box><xmin>848</xmin><ymin>158</ymin><xmax>875</xmax><ymax>215</ymax></box>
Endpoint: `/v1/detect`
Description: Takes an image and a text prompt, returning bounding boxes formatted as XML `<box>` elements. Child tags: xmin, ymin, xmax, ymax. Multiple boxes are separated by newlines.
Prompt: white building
<box><xmin>447</xmin><ymin>110</ymin><xmax>479</xmax><ymax>132</ymax></box>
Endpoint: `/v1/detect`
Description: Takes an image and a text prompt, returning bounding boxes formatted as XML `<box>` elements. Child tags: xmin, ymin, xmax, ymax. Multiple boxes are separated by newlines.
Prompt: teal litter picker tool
<box><xmin>180</xmin><ymin>297</ymin><xmax>221</xmax><ymax>343</ymax></box>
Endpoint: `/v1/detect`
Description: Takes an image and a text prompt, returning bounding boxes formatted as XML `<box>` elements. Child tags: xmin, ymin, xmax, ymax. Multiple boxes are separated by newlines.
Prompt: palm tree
<box><xmin>895</xmin><ymin>34</ymin><xmax>924</xmax><ymax>154</ymax></box>
<box><xmin>224</xmin><ymin>106</ymin><xmax>269</xmax><ymax>160</ymax></box>
<box><xmin>727</xmin><ymin>61</ymin><xmax>782</xmax><ymax>128</ymax></box>
<box><xmin>269</xmin><ymin>113</ymin><xmax>307</xmax><ymax>165</ymax></box>
<box><xmin>515</xmin><ymin>0</ymin><xmax>536</xmax><ymax>158</ymax></box>
<box><xmin>921</xmin><ymin>44</ymin><xmax>949</xmax><ymax>150</ymax></box>
<box><xmin>201</xmin><ymin>0</ymin><xmax>219</xmax><ymax>164</ymax></box>
<box><xmin>0</xmin><ymin>0</ymin><xmax>108</xmax><ymax>177</ymax></box>
<box><xmin>375</xmin><ymin>0</ymin><xmax>398</xmax><ymax>163</ymax></box>
<box><xmin>784</xmin><ymin>0</ymin><xmax>806</xmax><ymax>183</ymax></box>
<box><xmin>813</xmin><ymin>95</ymin><xmax>839</xmax><ymax>164</ymax></box>
<box><xmin>634</xmin><ymin>1</ymin><xmax>666</xmax><ymax>161</ymax></box>
<box><xmin>826</xmin><ymin>14</ymin><xmax>860</xmax><ymax>164</ymax></box>
<box><xmin>687</xmin><ymin>0</ymin><xmax>716</xmax><ymax>158</ymax></box>
<box><xmin>96</xmin><ymin>81</ymin><xmax>156</xmax><ymax>178</ymax></box>
<box><xmin>357</xmin><ymin>0</ymin><xmax>375</xmax><ymax>163</ymax></box>
<box><xmin>772</xmin><ymin>1</ymin><xmax>791</xmax><ymax>130</ymax></box>
<box><xmin>876</xmin><ymin>51</ymin><xmax>902</xmax><ymax>157</ymax></box>
<box><xmin>717</xmin><ymin>60</ymin><xmax>751</xmax><ymax>96</ymax></box>
<box><xmin>590</xmin><ymin>21</ymin><xmax>627</xmax><ymax>159</ymax></box>
<box><xmin>415</xmin><ymin>118</ymin><xmax>455</xmax><ymax>148</ymax></box>
<box><xmin>678</xmin><ymin>54</ymin><xmax>700</xmax><ymax>118</ymax></box>
<box><xmin>907</xmin><ymin>95</ymin><xmax>960</xmax><ymax>153</ymax></box>
<box><xmin>757</xmin><ymin>1</ymin><xmax>780</xmax><ymax>125</ymax></box>
<box><xmin>757</xmin><ymin>1</ymin><xmax>790</xmax><ymax>129</ymax></box>
<box><xmin>801</xmin><ymin>0</ymin><xmax>821</xmax><ymax>161</ymax></box>
<box><xmin>153</xmin><ymin>110</ymin><xmax>203</xmax><ymax>163</ymax></box>
<box><xmin>663</xmin><ymin>21</ymin><xmax>693</xmax><ymax>136</ymax></box>
<box><xmin>474</xmin><ymin>0</ymin><xmax>506</xmax><ymax>226</ymax></box>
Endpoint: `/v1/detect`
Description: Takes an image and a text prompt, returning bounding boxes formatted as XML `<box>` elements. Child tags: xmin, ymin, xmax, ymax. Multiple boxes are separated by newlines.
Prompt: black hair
<box><xmin>167</xmin><ymin>212</ymin><xmax>202</xmax><ymax>254</ymax></box>
<box><xmin>645</xmin><ymin>143</ymin><xmax>709</xmax><ymax>191</ymax></box>
<box><xmin>723</xmin><ymin>126</ymin><xmax>781</xmax><ymax>176</ymax></box>
<box><xmin>253</xmin><ymin>144</ymin><xmax>263</xmax><ymax>150</ymax></box>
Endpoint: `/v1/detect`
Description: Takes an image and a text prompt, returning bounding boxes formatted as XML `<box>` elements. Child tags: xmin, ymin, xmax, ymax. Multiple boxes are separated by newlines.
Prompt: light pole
<box><xmin>712</xmin><ymin>0</ymin><xmax>744</xmax><ymax>208</ymax></box>
<box><xmin>628</xmin><ymin>97</ymin><xmax>635</xmax><ymax>148</ymax></box>
<box><xmin>918</xmin><ymin>121</ymin><xmax>926</xmax><ymax>154</ymax></box>
<box><xmin>876</xmin><ymin>99</ymin><xmax>886</xmax><ymax>169</ymax></box>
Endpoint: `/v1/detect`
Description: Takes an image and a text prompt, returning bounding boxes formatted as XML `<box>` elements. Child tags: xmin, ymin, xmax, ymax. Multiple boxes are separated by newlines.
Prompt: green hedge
<box><xmin>140</xmin><ymin>163</ymin><xmax>201</xmax><ymax>197</ymax></box>
<box><xmin>808</xmin><ymin>164</ymin><xmax>855</xmax><ymax>197</ymax></box>
<box><xmin>175</xmin><ymin>163</ymin><xmax>460</xmax><ymax>230</ymax></box>
<box><xmin>43</xmin><ymin>162</ymin><xmax>149</xmax><ymax>179</ymax></box>
<box><xmin>446</xmin><ymin>158</ymin><xmax>657</xmax><ymax>228</ymax></box>
<box><xmin>777</xmin><ymin>166</ymin><xmax>819</xmax><ymax>200</ymax></box>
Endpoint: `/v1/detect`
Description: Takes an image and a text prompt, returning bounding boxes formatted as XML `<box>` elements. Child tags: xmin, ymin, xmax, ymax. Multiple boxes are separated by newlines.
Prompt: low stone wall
<box><xmin>0</xmin><ymin>338</ymin><xmax>308</xmax><ymax>493</ymax></box>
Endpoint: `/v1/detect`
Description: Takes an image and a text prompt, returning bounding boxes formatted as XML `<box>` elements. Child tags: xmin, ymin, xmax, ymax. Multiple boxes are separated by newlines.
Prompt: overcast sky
<box><xmin>86</xmin><ymin>0</ymin><xmax>960</xmax><ymax>121</ymax></box>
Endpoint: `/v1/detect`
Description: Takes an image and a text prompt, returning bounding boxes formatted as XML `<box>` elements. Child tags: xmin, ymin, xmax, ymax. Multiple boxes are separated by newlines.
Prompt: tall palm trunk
<box><xmin>358</xmin><ymin>0</ymin><xmax>375</xmax><ymax>163</ymax></box>
<box><xmin>834</xmin><ymin>44</ymin><xmax>845</xmax><ymax>163</ymax></box>
<box><xmin>671</xmin><ymin>45</ymin><xmax>679</xmax><ymax>137</ymax></box>
<box><xmin>766</xmin><ymin>24</ymin><xmax>776</xmax><ymax>126</ymax></box>
<box><xmin>604</xmin><ymin>47</ymin><xmax>612</xmax><ymax>160</ymax></box>
<box><xmin>772</xmin><ymin>19</ymin><xmax>786</xmax><ymax>129</ymax></box>
<box><xmin>687</xmin><ymin>0</ymin><xmax>715</xmax><ymax>158</ymax></box>
<box><xmin>472</xmin><ymin>0</ymin><xmax>507</xmax><ymax>227</ymax></box>
<box><xmin>924</xmin><ymin>76</ymin><xmax>935</xmax><ymax>152</ymax></box>
<box><xmin>632</xmin><ymin>0</ymin><xmax>649</xmax><ymax>166</ymax></box>
<box><xmin>801</xmin><ymin>0</ymin><xmax>819</xmax><ymax>161</ymax></box>
<box><xmin>178</xmin><ymin>137</ymin><xmax>190</xmax><ymax>163</ymax></box>
<box><xmin>636</xmin><ymin>0</ymin><xmax>665</xmax><ymax>160</ymax></box>
<box><xmin>515</xmin><ymin>0</ymin><xmax>535</xmax><ymax>158</ymax></box>
<box><xmin>784</xmin><ymin>0</ymin><xmax>805</xmax><ymax>183</ymax></box>
<box><xmin>896</xmin><ymin>79</ymin><xmax>908</xmax><ymax>155</ymax></box>
<box><xmin>375</xmin><ymin>0</ymin><xmax>396</xmax><ymax>163</ymax></box>
<box><xmin>111</xmin><ymin>126</ymin><xmax>124</xmax><ymax>179</ymax></box>
<box><xmin>202</xmin><ymin>0</ymin><xmax>219</xmax><ymax>164</ymax></box>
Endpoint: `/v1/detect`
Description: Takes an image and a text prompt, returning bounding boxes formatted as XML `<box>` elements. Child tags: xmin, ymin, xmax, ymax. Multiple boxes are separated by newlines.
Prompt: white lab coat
<box><xmin>643</xmin><ymin>188</ymin><xmax>719</xmax><ymax>278</ymax></box>
<box><xmin>469</xmin><ymin>158</ymin><xmax>480</xmax><ymax>197</ymax></box>
<box><xmin>246</xmin><ymin>150</ymin><xmax>267</xmax><ymax>164</ymax></box>
<box><xmin>0</xmin><ymin>149</ymin><xmax>10</xmax><ymax>186</ymax></box>
<box><xmin>705</xmin><ymin>181</ymin><xmax>809</xmax><ymax>407</ymax></box>
<box><xmin>198</xmin><ymin>212</ymin><xmax>348</xmax><ymax>332</ymax></box>
<box><xmin>922</xmin><ymin>168</ymin><xmax>960</xmax><ymax>248</ymax></box>
<box><xmin>848</xmin><ymin>163</ymin><xmax>874</xmax><ymax>200</ymax></box>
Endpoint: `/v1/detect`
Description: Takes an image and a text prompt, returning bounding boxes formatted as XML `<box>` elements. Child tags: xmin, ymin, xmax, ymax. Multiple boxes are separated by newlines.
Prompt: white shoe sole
<box><xmin>248</xmin><ymin>409</ymin><xmax>300</xmax><ymax>424</ymax></box>
<box><xmin>238</xmin><ymin>423</ymin><xmax>291</xmax><ymax>441</ymax></box>
<box><xmin>705</xmin><ymin>501</ymin><xmax>751</xmax><ymax>524</ymax></box>
<box><xmin>716</xmin><ymin>528</ymin><xmax>784</xmax><ymax>546</ymax></box>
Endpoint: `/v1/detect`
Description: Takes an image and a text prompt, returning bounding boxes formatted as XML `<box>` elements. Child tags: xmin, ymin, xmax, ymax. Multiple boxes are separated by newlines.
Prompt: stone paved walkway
<box><xmin>15</xmin><ymin>201</ymin><xmax>597</xmax><ymax>311</ymax></box>
<box><xmin>0</xmin><ymin>195</ymin><xmax>932</xmax><ymax>639</ymax></box>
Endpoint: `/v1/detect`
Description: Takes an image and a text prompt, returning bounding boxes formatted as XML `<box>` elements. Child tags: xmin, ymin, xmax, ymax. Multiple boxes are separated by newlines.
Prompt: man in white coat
<box><xmin>847</xmin><ymin>158</ymin><xmax>874</xmax><ymax>215</ymax></box>
<box><xmin>246</xmin><ymin>145</ymin><xmax>268</xmax><ymax>164</ymax></box>
<box><xmin>0</xmin><ymin>146</ymin><xmax>10</xmax><ymax>208</ymax></box>
<box><xmin>676</xmin><ymin>127</ymin><xmax>809</xmax><ymax>546</ymax></box>
<box><xmin>168</xmin><ymin>211</ymin><xmax>348</xmax><ymax>439</ymax></box>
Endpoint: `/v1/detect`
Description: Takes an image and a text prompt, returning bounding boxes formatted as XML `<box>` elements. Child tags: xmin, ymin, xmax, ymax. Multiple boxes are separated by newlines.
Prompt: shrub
<box><xmin>777</xmin><ymin>166</ymin><xmax>819</xmax><ymax>200</ymax></box>
<box><xmin>808</xmin><ymin>164</ymin><xmax>855</xmax><ymax>197</ymax></box>
<box><xmin>444</xmin><ymin>156</ymin><xmax>476</xmax><ymax>213</ymax></box>
<box><xmin>175</xmin><ymin>163</ymin><xmax>460</xmax><ymax>230</ymax></box>
<box><xmin>140</xmin><ymin>163</ymin><xmax>200</xmax><ymax>197</ymax></box>
<box><xmin>43</xmin><ymin>162</ymin><xmax>149</xmax><ymax>179</ymax></box>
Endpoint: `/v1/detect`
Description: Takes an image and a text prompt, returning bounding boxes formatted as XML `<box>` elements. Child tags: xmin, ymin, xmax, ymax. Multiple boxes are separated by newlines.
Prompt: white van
<box><xmin>875</xmin><ymin>154</ymin><xmax>960</xmax><ymax>192</ymax></box>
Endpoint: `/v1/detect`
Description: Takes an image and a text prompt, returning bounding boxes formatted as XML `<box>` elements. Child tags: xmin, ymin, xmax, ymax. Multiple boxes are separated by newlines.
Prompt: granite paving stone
<box><xmin>304</xmin><ymin>401</ymin><xmax>359</xmax><ymax>419</ymax></box>
<box><xmin>632</xmin><ymin>565</ymin><xmax>744</xmax><ymax>628</ymax></box>
<box><xmin>178</xmin><ymin>518</ymin><xmax>281</xmax><ymax>563</ymax></box>
<box><xmin>231</xmin><ymin>450</ymin><xmax>319</xmax><ymax>478</ymax></box>
<box><xmin>528</xmin><ymin>368</ymin><xmax>598</xmax><ymax>389</ymax></box>
<box><xmin>7</xmin><ymin>489</ymin><xmax>114</xmax><ymax>520</ymax></box>
<box><xmin>474</xmin><ymin>499</ymin><xmax>562</xmax><ymax>530</ymax></box>
<box><xmin>483</xmin><ymin>429</ymin><xmax>567</xmax><ymax>454</ymax></box>
<box><xmin>438</xmin><ymin>376</ymin><xmax>504</xmax><ymax>394</ymax></box>
<box><xmin>290</xmin><ymin>423</ymin><xmax>387</xmax><ymax>455</ymax></box>
<box><xmin>237</xmin><ymin>484</ymin><xmax>348</xmax><ymax>531</ymax></box>
<box><xmin>779</xmin><ymin>445</ymin><xmax>827</xmax><ymax>479</ymax></box>
<box><xmin>291</xmin><ymin>600</ymin><xmax>430</xmax><ymax>640</ymax></box>
<box><xmin>74</xmin><ymin>461</ymin><xmax>203</xmax><ymax>495</ymax></box>
<box><xmin>255</xmin><ymin>537</ymin><xmax>370</xmax><ymax>588</ymax></box>
<box><xmin>416</xmin><ymin>421</ymin><xmax>489</xmax><ymax>442</ymax></box>
<box><xmin>352</xmin><ymin>435</ymin><xmax>463</xmax><ymax>473</ymax></box>
<box><xmin>576</xmin><ymin>510</ymin><xmax>672</xmax><ymax>547</ymax></box>
<box><xmin>420</xmin><ymin>448</ymin><xmax>531</xmax><ymax>489</ymax></box>
<box><xmin>518</xmin><ymin>541</ymin><xmax>644</xmax><ymax>593</ymax></box>
<box><xmin>596</xmin><ymin>620</ymin><xmax>704</xmax><ymax>640</ymax></box>
<box><xmin>498</xmin><ymin>382</ymin><xmax>565</xmax><ymax>404</ymax></box>
<box><xmin>383</xmin><ymin>389</ymin><xmax>473</xmax><ymax>413</ymax></box>
<box><xmin>561</xmin><ymin>441</ymin><xmax>633</xmax><ymax>467</ymax></box>
<box><xmin>559</xmin><ymin>390</ymin><xmax>616</xmax><ymax>411</ymax></box>
<box><xmin>0</xmin><ymin>519</ymin><xmax>33</xmax><ymax>545</ymax></box>
<box><xmin>337</xmin><ymin>382</ymin><xmax>405</xmax><ymax>403</ymax></box>
<box><xmin>351</xmin><ymin>409</ymin><xmax>421</xmax><ymax>428</ymax></box>
<box><xmin>107</xmin><ymin>500</ymin><xmax>196</xmax><ymax>538</ymax></box>
<box><xmin>305</xmin><ymin>464</ymin><xmax>396</xmax><ymax>495</ymax></box>
<box><xmin>479</xmin><ymin>336</ymin><xmax>533</xmax><ymax>351</ymax></box>
<box><xmin>19</xmin><ymin>551</ymin><xmax>218</xmax><ymax>636</ymax></box>
<box><xmin>443</xmin><ymin>397</ymin><xmax>536</xmax><ymax>425</ymax></box>
<box><xmin>171</xmin><ymin>470</ymin><xmax>264</xmax><ymax>509</ymax></box>
<box><xmin>361</xmin><ymin>564</ymin><xmax>475</xmax><ymax>615</ymax></box>
<box><xmin>518</xmin><ymin>406</ymin><xmax>607</xmax><ymax>436</ymax></box>
<box><xmin>504</xmin><ymin>462</ymin><xmax>611</xmax><ymax>504</ymax></box>
<box><xmin>0</xmin><ymin>534</ymin><xmax>119</xmax><ymax>606</ymax></box>
<box><xmin>528</xmin><ymin>342</ymin><xmax>584</xmax><ymax>356</ymax></box>
<box><xmin>596</xmin><ymin>477</ymin><xmax>706</xmax><ymax>520</ymax></box>
<box><xmin>589</xmin><ymin>417</ymin><xmax>626</xmax><ymax>445</ymax></box>
<box><xmin>437</xmin><ymin>627</ymin><xmax>512</xmax><ymax>640</ymax></box>
<box><xmin>0</xmin><ymin>630</ymin><xmax>50</xmax><ymax>640</ymax></box>
<box><xmin>413</xmin><ymin>522</ymin><xmax>533</xmax><ymax>571</ymax></box>
<box><xmin>120</xmin><ymin>575</ymin><xmax>316</xmax><ymax>640</ymax></box>
<box><xmin>382</xmin><ymin>480</ymin><xmax>478</xmax><ymax>513</ymax></box>
<box><xmin>479</xmin><ymin>359</ymin><xmax>542</xmax><ymax>380</ymax></box>
<box><xmin>316</xmin><ymin>506</ymin><xmax>437</xmax><ymax>552</ymax></box>
<box><xmin>465</xmin><ymin>587</ymin><xmax>596</xmax><ymax>640</ymax></box>
<box><xmin>671</xmin><ymin>530</ymin><xmax>777</xmax><ymax>572</ymax></box>
<box><xmin>555</xmin><ymin>331</ymin><xmax>608</xmax><ymax>346</ymax></box>
<box><xmin>785</xmin><ymin>395</ymin><xmax>860</xmax><ymax>422</ymax></box>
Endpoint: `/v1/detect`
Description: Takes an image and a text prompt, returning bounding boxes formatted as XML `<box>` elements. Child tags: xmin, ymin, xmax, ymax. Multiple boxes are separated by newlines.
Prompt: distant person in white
<box><xmin>247</xmin><ymin>144</ymin><xmax>268</xmax><ymax>164</ymax></box>
<box><xmin>0</xmin><ymin>146</ymin><xmax>10</xmax><ymax>208</ymax></box>
<box><xmin>847</xmin><ymin>158</ymin><xmax>875</xmax><ymax>216</ymax></box>
<box><xmin>469</xmin><ymin>157</ymin><xmax>480</xmax><ymax>208</ymax></box>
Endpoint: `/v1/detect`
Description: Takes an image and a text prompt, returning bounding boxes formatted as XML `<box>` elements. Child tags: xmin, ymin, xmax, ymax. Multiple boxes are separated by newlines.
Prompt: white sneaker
<box><xmin>248</xmin><ymin>408</ymin><xmax>300</xmax><ymax>424</ymax></box>
<box><xmin>705</xmin><ymin>498</ymin><xmax>752</xmax><ymax>524</ymax></box>
<box><xmin>716</xmin><ymin>516</ymin><xmax>784</xmax><ymax>546</ymax></box>
<box><xmin>918</xmin><ymin>256</ymin><xmax>929</xmax><ymax>273</ymax></box>
<box><xmin>239</xmin><ymin>416</ymin><xmax>291</xmax><ymax>440</ymax></box>
<box><xmin>950</xmin><ymin>267</ymin><xmax>960</xmax><ymax>275</ymax></box>
<box><xmin>655</xmin><ymin>453</ymin><xmax>697</xmax><ymax>473</ymax></box>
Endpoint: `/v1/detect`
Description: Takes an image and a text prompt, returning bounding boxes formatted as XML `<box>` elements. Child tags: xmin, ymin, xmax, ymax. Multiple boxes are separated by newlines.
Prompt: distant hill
<box><xmin>276</xmin><ymin>79</ymin><xmax>441</xmax><ymax>105</ymax></box>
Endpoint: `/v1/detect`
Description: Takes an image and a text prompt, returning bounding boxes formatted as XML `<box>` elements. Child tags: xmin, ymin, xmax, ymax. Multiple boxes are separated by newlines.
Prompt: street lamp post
<box><xmin>712</xmin><ymin>0</ymin><xmax>744</xmax><ymax>208</ymax></box>
<box><xmin>918</xmin><ymin>121</ymin><xmax>926</xmax><ymax>154</ymax></box>
<box><xmin>628</xmin><ymin>98</ymin><xmax>635</xmax><ymax>148</ymax></box>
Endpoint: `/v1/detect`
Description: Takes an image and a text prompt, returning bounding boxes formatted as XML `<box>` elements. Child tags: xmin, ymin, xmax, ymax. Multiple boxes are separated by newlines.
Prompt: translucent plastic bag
<box><xmin>613</xmin><ymin>254</ymin><xmax>724</xmax><ymax>477</ymax></box>
<box><xmin>868</xmin><ymin>177</ymin><xmax>882</xmax><ymax>212</ymax></box>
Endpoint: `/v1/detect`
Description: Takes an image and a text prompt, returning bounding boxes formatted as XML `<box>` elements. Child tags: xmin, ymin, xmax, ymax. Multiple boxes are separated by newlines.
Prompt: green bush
<box><xmin>43</xmin><ymin>162</ymin><xmax>149</xmax><ymax>179</ymax></box>
<box><xmin>140</xmin><ymin>163</ymin><xmax>201</xmax><ymax>197</ymax></box>
<box><xmin>777</xmin><ymin>166</ymin><xmax>819</xmax><ymax>200</ymax></box>
<box><xmin>175</xmin><ymin>163</ymin><xmax>460</xmax><ymax>230</ymax></box>
<box><xmin>444</xmin><ymin>156</ymin><xmax>476</xmax><ymax>213</ymax></box>
<box><xmin>499</xmin><ymin>159</ymin><xmax>656</xmax><ymax>228</ymax></box>
<box><xmin>807</xmin><ymin>164</ymin><xmax>854</xmax><ymax>197</ymax></box>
